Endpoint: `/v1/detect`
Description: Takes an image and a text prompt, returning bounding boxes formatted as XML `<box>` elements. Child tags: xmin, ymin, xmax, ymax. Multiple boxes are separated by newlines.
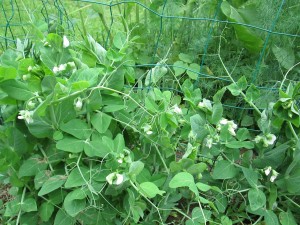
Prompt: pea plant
<box><xmin>0</xmin><ymin>31</ymin><xmax>299</xmax><ymax>225</ymax></box>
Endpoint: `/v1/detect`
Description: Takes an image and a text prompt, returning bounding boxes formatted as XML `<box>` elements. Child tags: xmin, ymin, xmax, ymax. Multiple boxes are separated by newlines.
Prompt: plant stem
<box><xmin>288</xmin><ymin>122</ymin><xmax>299</xmax><ymax>141</ymax></box>
<box><xmin>16</xmin><ymin>187</ymin><xmax>26</xmax><ymax>225</ymax></box>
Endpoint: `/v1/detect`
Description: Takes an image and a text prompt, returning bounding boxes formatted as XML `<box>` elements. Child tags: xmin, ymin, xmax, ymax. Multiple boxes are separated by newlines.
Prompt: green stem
<box><xmin>40</xmin><ymin>146</ymin><xmax>54</xmax><ymax>171</ymax></box>
<box><xmin>153</xmin><ymin>145</ymin><xmax>170</xmax><ymax>174</ymax></box>
<box><xmin>284</xmin><ymin>195</ymin><xmax>300</xmax><ymax>208</ymax></box>
<box><xmin>288</xmin><ymin>121</ymin><xmax>299</xmax><ymax>141</ymax></box>
<box><xmin>16</xmin><ymin>187</ymin><xmax>26</xmax><ymax>225</ymax></box>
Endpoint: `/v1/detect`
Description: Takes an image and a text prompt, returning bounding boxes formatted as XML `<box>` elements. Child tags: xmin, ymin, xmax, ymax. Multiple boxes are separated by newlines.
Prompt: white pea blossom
<box><xmin>106</xmin><ymin>172</ymin><xmax>124</xmax><ymax>185</ymax></box>
<box><xmin>22</xmin><ymin>74</ymin><xmax>30</xmax><ymax>81</ymax></box>
<box><xmin>63</xmin><ymin>35</ymin><xmax>70</xmax><ymax>48</ymax></box>
<box><xmin>74</xmin><ymin>98</ymin><xmax>83</xmax><ymax>111</ymax></box>
<box><xmin>205</xmin><ymin>136</ymin><xmax>214</xmax><ymax>149</ymax></box>
<box><xmin>254</xmin><ymin>133</ymin><xmax>276</xmax><ymax>147</ymax></box>
<box><xmin>18</xmin><ymin>110</ymin><xmax>34</xmax><ymax>124</ymax></box>
<box><xmin>27</xmin><ymin>66</ymin><xmax>33</xmax><ymax>72</ymax></box>
<box><xmin>217</xmin><ymin>118</ymin><xmax>238</xmax><ymax>136</ymax></box>
<box><xmin>270</xmin><ymin>170</ymin><xmax>279</xmax><ymax>182</ymax></box>
<box><xmin>27</xmin><ymin>101</ymin><xmax>36</xmax><ymax>109</ymax></box>
<box><xmin>198</xmin><ymin>98</ymin><xmax>213</xmax><ymax>111</ymax></box>
<box><xmin>264</xmin><ymin>166</ymin><xmax>272</xmax><ymax>176</ymax></box>
<box><xmin>53</xmin><ymin>64</ymin><xmax>67</xmax><ymax>74</ymax></box>
<box><xmin>173</xmin><ymin>104</ymin><xmax>182</xmax><ymax>114</ymax></box>
<box><xmin>142</xmin><ymin>124</ymin><xmax>153</xmax><ymax>135</ymax></box>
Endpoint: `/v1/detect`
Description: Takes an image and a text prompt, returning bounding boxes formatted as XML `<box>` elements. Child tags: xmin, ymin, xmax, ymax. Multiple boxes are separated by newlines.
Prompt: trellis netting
<box><xmin>1</xmin><ymin>0</ymin><xmax>300</xmax><ymax>110</ymax></box>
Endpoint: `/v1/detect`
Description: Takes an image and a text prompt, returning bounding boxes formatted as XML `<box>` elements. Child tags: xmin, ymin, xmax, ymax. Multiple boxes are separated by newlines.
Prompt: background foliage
<box><xmin>0</xmin><ymin>0</ymin><xmax>300</xmax><ymax>224</ymax></box>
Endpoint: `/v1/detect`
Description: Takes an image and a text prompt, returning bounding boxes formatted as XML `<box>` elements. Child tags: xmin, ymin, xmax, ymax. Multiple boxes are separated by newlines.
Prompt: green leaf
<box><xmin>19</xmin><ymin>155</ymin><xmax>47</xmax><ymax>177</ymax></box>
<box><xmin>0</xmin><ymin>66</ymin><xmax>17</xmax><ymax>81</ymax></box>
<box><xmin>221</xmin><ymin>215</ymin><xmax>233</xmax><ymax>225</ymax></box>
<box><xmin>91</xmin><ymin>112</ymin><xmax>112</xmax><ymax>133</ymax></box>
<box><xmin>140</xmin><ymin>182</ymin><xmax>165</xmax><ymax>198</ymax></box>
<box><xmin>40</xmin><ymin>201</ymin><xmax>54</xmax><ymax>222</ymax></box>
<box><xmin>173</xmin><ymin>61</ymin><xmax>187</xmax><ymax>76</ymax></box>
<box><xmin>226</xmin><ymin>141</ymin><xmax>254</xmax><ymax>149</ymax></box>
<box><xmin>248</xmin><ymin>188</ymin><xmax>266</xmax><ymax>211</ymax></box>
<box><xmin>279</xmin><ymin>210</ymin><xmax>297</xmax><ymax>225</ymax></box>
<box><xmin>113</xmin><ymin>32</ymin><xmax>127</xmax><ymax>49</ymax></box>
<box><xmin>227</xmin><ymin>76</ymin><xmax>247</xmax><ymax>96</ymax></box>
<box><xmin>60</xmin><ymin>119</ymin><xmax>92</xmax><ymax>139</ymax></box>
<box><xmin>212</xmin><ymin>160</ymin><xmax>239</xmax><ymax>179</ymax></box>
<box><xmin>145</xmin><ymin>65</ymin><xmax>168</xmax><ymax>86</ymax></box>
<box><xmin>54</xmin><ymin>209</ymin><xmax>75</xmax><ymax>225</ymax></box>
<box><xmin>264</xmin><ymin>210</ymin><xmax>279</xmax><ymax>225</ymax></box>
<box><xmin>169</xmin><ymin>172</ymin><xmax>198</xmax><ymax>196</ymax></box>
<box><xmin>38</xmin><ymin>175</ymin><xmax>66</xmax><ymax>196</ymax></box>
<box><xmin>179</xmin><ymin>53</ymin><xmax>193</xmax><ymax>63</ymax></box>
<box><xmin>114</xmin><ymin>133</ymin><xmax>126</xmax><ymax>153</ymax></box>
<box><xmin>186</xmin><ymin>207</ymin><xmax>212</xmax><ymax>224</ymax></box>
<box><xmin>65</xmin><ymin>167</ymin><xmax>90</xmax><ymax>188</ymax></box>
<box><xmin>187</xmin><ymin>63</ymin><xmax>200</xmax><ymax>80</ymax></box>
<box><xmin>246</xmin><ymin>84</ymin><xmax>260</xmax><ymax>102</ymax></box>
<box><xmin>56</xmin><ymin>137</ymin><xmax>85</xmax><ymax>153</ymax></box>
<box><xmin>69</xmin><ymin>68</ymin><xmax>101</xmax><ymax>87</ymax></box>
<box><xmin>211</xmin><ymin>102</ymin><xmax>223</xmax><ymax>124</ymax></box>
<box><xmin>129</xmin><ymin>161</ymin><xmax>144</xmax><ymax>178</ymax></box>
<box><xmin>272</xmin><ymin>46</ymin><xmax>295</xmax><ymax>70</ymax></box>
<box><xmin>21</xmin><ymin>198</ymin><xmax>37</xmax><ymax>212</ymax></box>
<box><xmin>221</xmin><ymin>2</ymin><xmax>263</xmax><ymax>53</ymax></box>
<box><xmin>190</xmin><ymin>114</ymin><xmax>209</xmax><ymax>142</ymax></box>
<box><xmin>242</xmin><ymin>167</ymin><xmax>258</xmax><ymax>188</ymax></box>
<box><xmin>84</xmin><ymin>140</ymin><xmax>110</xmax><ymax>157</ymax></box>
<box><xmin>236</xmin><ymin>128</ymin><xmax>251</xmax><ymax>141</ymax></box>
<box><xmin>63</xmin><ymin>189</ymin><xmax>86</xmax><ymax>217</ymax></box>
<box><xmin>0</xmin><ymin>79</ymin><xmax>34</xmax><ymax>101</ymax></box>
<box><xmin>196</xmin><ymin>183</ymin><xmax>211</xmax><ymax>192</ymax></box>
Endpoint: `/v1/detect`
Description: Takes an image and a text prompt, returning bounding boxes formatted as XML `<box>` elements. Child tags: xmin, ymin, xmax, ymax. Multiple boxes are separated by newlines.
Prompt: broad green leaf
<box><xmin>114</xmin><ymin>133</ymin><xmax>125</xmax><ymax>153</ymax></box>
<box><xmin>129</xmin><ymin>161</ymin><xmax>144</xmax><ymax>178</ymax></box>
<box><xmin>0</xmin><ymin>66</ymin><xmax>17</xmax><ymax>81</ymax></box>
<box><xmin>227</xmin><ymin>76</ymin><xmax>247</xmax><ymax>96</ymax></box>
<box><xmin>65</xmin><ymin>167</ymin><xmax>90</xmax><ymax>188</ymax></box>
<box><xmin>69</xmin><ymin>68</ymin><xmax>101</xmax><ymax>87</ymax></box>
<box><xmin>113</xmin><ymin>32</ymin><xmax>127</xmax><ymax>49</ymax></box>
<box><xmin>42</xmin><ymin>76</ymin><xmax>56</xmax><ymax>95</ymax></box>
<box><xmin>34</xmin><ymin>170</ymin><xmax>51</xmax><ymax>190</ymax></box>
<box><xmin>248</xmin><ymin>188</ymin><xmax>266</xmax><ymax>211</ymax></box>
<box><xmin>173</xmin><ymin>61</ymin><xmax>187</xmax><ymax>76</ymax></box>
<box><xmin>179</xmin><ymin>53</ymin><xmax>193</xmax><ymax>63</ymax></box>
<box><xmin>272</xmin><ymin>46</ymin><xmax>295</xmax><ymax>70</ymax></box>
<box><xmin>264</xmin><ymin>210</ymin><xmax>279</xmax><ymax>225</ymax></box>
<box><xmin>221</xmin><ymin>215</ymin><xmax>233</xmax><ymax>225</ymax></box>
<box><xmin>242</xmin><ymin>167</ymin><xmax>258</xmax><ymax>188</ymax></box>
<box><xmin>38</xmin><ymin>175</ymin><xmax>66</xmax><ymax>196</ymax></box>
<box><xmin>54</xmin><ymin>209</ymin><xmax>75</xmax><ymax>225</ymax></box>
<box><xmin>140</xmin><ymin>182</ymin><xmax>165</xmax><ymax>198</ymax></box>
<box><xmin>212</xmin><ymin>160</ymin><xmax>239</xmax><ymax>179</ymax></box>
<box><xmin>40</xmin><ymin>201</ymin><xmax>54</xmax><ymax>222</ymax></box>
<box><xmin>221</xmin><ymin>1</ymin><xmax>263</xmax><ymax>53</ymax></box>
<box><xmin>145</xmin><ymin>65</ymin><xmax>168</xmax><ymax>86</ymax></box>
<box><xmin>226</xmin><ymin>141</ymin><xmax>254</xmax><ymax>149</ymax></box>
<box><xmin>169</xmin><ymin>172</ymin><xmax>198</xmax><ymax>196</ymax></box>
<box><xmin>186</xmin><ymin>207</ymin><xmax>212</xmax><ymax>225</ymax></box>
<box><xmin>56</xmin><ymin>137</ymin><xmax>85</xmax><ymax>153</ymax></box>
<box><xmin>84</xmin><ymin>140</ymin><xmax>110</xmax><ymax>157</ymax></box>
<box><xmin>246</xmin><ymin>84</ymin><xmax>260</xmax><ymax>102</ymax></box>
<box><xmin>63</xmin><ymin>189</ymin><xmax>86</xmax><ymax>217</ymax></box>
<box><xmin>236</xmin><ymin>128</ymin><xmax>251</xmax><ymax>141</ymax></box>
<box><xmin>60</xmin><ymin>119</ymin><xmax>92</xmax><ymax>139</ymax></box>
<box><xmin>0</xmin><ymin>79</ymin><xmax>34</xmax><ymax>101</ymax></box>
<box><xmin>211</xmin><ymin>102</ymin><xmax>223</xmax><ymax>124</ymax></box>
<box><xmin>196</xmin><ymin>183</ymin><xmax>211</xmax><ymax>192</ymax></box>
<box><xmin>190</xmin><ymin>114</ymin><xmax>209</xmax><ymax>142</ymax></box>
<box><xmin>187</xmin><ymin>63</ymin><xmax>200</xmax><ymax>80</ymax></box>
<box><xmin>279</xmin><ymin>210</ymin><xmax>297</xmax><ymax>225</ymax></box>
<box><xmin>19</xmin><ymin>155</ymin><xmax>48</xmax><ymax>177</ymax></box>
<box><xmin>91</xmin><ymin>112</ymin><xmax>112</xmax><ymax>133</ymax></box>
<box><xmin>21</xmin><ymin>198</ymin><xmax>37</xmax><ymax>212</ymax></box>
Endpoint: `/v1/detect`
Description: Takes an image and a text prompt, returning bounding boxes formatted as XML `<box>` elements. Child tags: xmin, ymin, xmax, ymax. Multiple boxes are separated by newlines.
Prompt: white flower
<box><xmin>18</xmin><ymin>110</ymin><xmax>34</xmax><ymax>124</ymax></box>
<box><xmin>142</xmin><ymin>124</ymin><xmax>153</xmax><ymax>135</ymax></box>
<box><xmin>265</xmin><ymin>134</ymin><xmax>276</xmax><ymax>146</ymax></box>
<box><xmin>198</xmin><ymin>98</ymin><xmax>212</xmax><ymax>111</ymax></box>
<box><xmin>53</xmin><ymin>66</ymin><xmax>59</xmax><ymax>73</ymax></box>
<box><xmin>74</xmin><ymin>98</ymin><xmax>83</xmax><ymax>111</ymax></box>
<box><xmin>218</xmin><ymin>118</ymin><xmax>237</xmax><ymax>136</ymax></box>
<box><xmin>173</xmin><ymin>104</ymin><xmax>182</xmax><ymax>114</ymax></box>
<box><xmin>117</xmin><ymin>158</ymin><xmax>123</xmax><ymax>164</ymax></box>
<box><xmin>264</xmin><ymin>166</ymin><xmax>272</xmax><ymax>176</ymax></box>
<box><xmin>255</xmin><ymin>133</ymin><xmax>276</xmax><ymax>147</ymax></box>
<box><xmin>63</xmin><ymin>35</ymin><xmax>70</xmax><ymax>48</ymax></box>
<box><xmin>205</xmin><ymin>136</ymin><xmax>213</xmax><ymax>149</ymax></box>
<box><xmin>22</xmin><ymin>74</ymin><xmax>30</xmax><ymax>81</ymax></box>
<box><xmin>106</xmin><ymin>172</ymin><xmax>124</xmax><ymax>185</ymax></box>
<box><xmin>58</xmin><ymin>64</ymin><xmax>67</xmax><ymax>71</ymax></box>
<box><xmin>270</xmin><ymin>170</ymin><xmax>279</xmax><ymax>182</ymax></box>
<box><xmin>27</xmin><ymin>66</ymin><xmax>33</xmax><ymax>72</ymax></box>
